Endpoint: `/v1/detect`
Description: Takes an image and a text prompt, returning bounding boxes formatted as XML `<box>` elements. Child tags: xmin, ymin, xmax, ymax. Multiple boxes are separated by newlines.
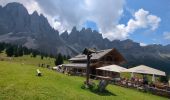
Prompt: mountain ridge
<box><xmin>0</xmin><ymin>2</ymin><xmax>170</xmax><ymax>74</ymax></box>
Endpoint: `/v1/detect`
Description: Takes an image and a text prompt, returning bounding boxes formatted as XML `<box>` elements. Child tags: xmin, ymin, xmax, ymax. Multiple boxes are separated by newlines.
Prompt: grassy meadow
<box><xmin>0</xmin><ymin>61</ymin><xmax>168</xmax><ymax>100</ymax></box>
<box><xmin>0</xmin><ymin>51</ymin><xmax>55</xmax><ymax>66</ymax></box>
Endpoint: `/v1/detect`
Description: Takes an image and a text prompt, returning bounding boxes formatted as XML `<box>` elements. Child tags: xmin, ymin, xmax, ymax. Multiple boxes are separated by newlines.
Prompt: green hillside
<box><xmin>0</xmin><ymin>50</ymin><xmax>55</xmax><ymax>66</ymax></box>
<box><xmin>0</xmin><ymin>61</ymin><xmax>168</xmax><ymax>100</ymax></box>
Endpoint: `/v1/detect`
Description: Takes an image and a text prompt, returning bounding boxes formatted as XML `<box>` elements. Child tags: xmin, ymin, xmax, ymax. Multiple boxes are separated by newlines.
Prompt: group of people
<box><xmin>38</xmin><ymin>63</ymin><xmax>51</xmax><ymax>69</ymax></box>
<box><xmin>114</xmin><ymin>76</ymin><xmax>170</xmax><ymax>97</ymax></box>
<box><xmin>119</xmin><ymin>76</ymin><xmax>148</xmax><ymax>88</ymax></box>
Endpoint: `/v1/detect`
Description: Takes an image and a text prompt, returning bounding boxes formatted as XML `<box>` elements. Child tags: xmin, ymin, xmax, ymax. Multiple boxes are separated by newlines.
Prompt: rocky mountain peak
<box><xmin>60</xmin><ymin>31</ymin><xmax>69</xmax><ymax>40</ymax></box>
<box><xmin>32</xmin><ymin>11</ymin><xmax>39</xmax><ymax>17</ymax></box>
<box><xmin>81</xmin><ymin>27</ymin><xmax>86</xmax><ymax>32</ymax></box>
<box><xmin>71</xmin><ymin>26</ymin><xmax>78</xmax><ymax>33</ymax></box>
<box><xmin>4</xmin><ymin>2</ymin><xmax>28</xmax><ymax>15</ymax></box>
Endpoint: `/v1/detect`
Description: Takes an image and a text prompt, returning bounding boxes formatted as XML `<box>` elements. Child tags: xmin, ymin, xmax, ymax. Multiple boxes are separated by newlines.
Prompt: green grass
<box><xmin>0</xmin><ymin>61</ymin><xmax>168</xmax><ymax>100</ymax></box>
<box><xmin>0</xmin><ymin>51</ymin><xmax>55</xmax><ymax>66</ymax></box>
<box><xmin>12</xmin><ymin>55</ymin><xmax>55</xmax><ymax>66</ymax></box>
<box><xmin>0</xmin><ymin>51</ymin><xmax>68</xmax><ymax>67</ymax></box>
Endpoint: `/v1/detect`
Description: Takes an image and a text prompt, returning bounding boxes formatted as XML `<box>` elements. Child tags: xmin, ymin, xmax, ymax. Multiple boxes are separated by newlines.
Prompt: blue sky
<box><xmin>84</xmin><ymin>0</ymin><xmax>170</xmax><ymax>45</ymax></box>
<box><xmin>125</xmin><ymin>0</ymin><xmax>170</xmax><ymax>45</ymax></box>
<box><xmin>82</xmin><ymin>20</ymin><xmax>99</xmax><ymax>31</ymax></box>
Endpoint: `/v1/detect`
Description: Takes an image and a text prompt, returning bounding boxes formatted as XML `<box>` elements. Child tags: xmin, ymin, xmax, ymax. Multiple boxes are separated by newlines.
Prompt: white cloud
<box><xmin>0</xmin><ymin>0</ymin><xmax>125</xmax><ymax>34</ymax></box>
<box><xmin>163</xmin><ymin>32</ymin><xmax>170</xmax><ymax>40</ymax></box>
<box><xmin>35</xmin><ymin>0</ymin><xmax>125</xmax><ymax>34</ymax></box>
<box><xmin>140</xmin><ymin>42</ymin><xmax>147</xmax><ymax>46</ymax></box>
<box><xmin>104</xmin><ymin>8</ymin><xmax>161</xmax><ymax>40</ymax></box>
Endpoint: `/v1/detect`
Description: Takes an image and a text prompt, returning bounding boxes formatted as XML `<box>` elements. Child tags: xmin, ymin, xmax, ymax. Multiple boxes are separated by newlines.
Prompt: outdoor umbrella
<box><xmin>97</xmin><ymin>64</ymin><xmax>127</xmax><ymax>73</ymax></box>
<box><xmin>122</xmin><ymin>65</ymin><xmax>166</xmax><ymax>82</ymax></box>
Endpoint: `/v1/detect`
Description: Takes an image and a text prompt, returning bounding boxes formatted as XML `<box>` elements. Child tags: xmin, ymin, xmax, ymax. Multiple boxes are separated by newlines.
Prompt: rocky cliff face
<box><xmin>0</xmin><ymin>2</ymin><xmax>170</xmax><ymax>73</ymax></box>
<box><xmin>0</xmin><ymin>2</ymin><xmax>76</xmax><ymax>55</ymax></box>
<box><xmin>61</xmin><ymin>27</ymin><xmax>108</xmax><ymax>51</ymax></box>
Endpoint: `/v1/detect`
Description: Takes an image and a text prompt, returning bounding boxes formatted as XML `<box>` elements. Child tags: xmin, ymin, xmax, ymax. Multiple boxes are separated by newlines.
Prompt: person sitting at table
<box><xmin>143</xmin><ymin>75</ymin><xmax>148</xmax><ymax>85</ymax></box>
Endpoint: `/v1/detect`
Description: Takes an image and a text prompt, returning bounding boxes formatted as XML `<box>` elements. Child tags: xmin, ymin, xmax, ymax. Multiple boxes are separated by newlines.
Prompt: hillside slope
<box><xmin>0</xmin><ymin>61</ymin><xmax>168</xmax><ymax>100</ymax></box>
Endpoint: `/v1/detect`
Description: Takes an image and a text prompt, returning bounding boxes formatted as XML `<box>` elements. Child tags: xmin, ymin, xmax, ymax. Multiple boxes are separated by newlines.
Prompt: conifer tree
<box><xmin>54</xmin><ymin>53</ymin><xmax>63</xmax><ymax>65</ymax></box>
<box><xmin>6</xmin><ymin>46</ymin><xmax>14</xmax><ymax>57</ymax></box>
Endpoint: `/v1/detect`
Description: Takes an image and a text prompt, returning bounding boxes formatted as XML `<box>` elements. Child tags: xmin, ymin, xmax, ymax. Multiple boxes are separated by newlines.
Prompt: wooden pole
<box><xmin>86</xmin><ymin>54</ymin><xmax>91</xmax><ymax>85</ymax></box>
<box><xmin>83</xmin><ymin>48</ymin><xmax>96</xmax><ymax>86</ymax></box>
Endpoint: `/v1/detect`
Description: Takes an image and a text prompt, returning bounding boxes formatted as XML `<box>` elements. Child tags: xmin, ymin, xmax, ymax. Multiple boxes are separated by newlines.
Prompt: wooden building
<box><xmin>62</xmin><ymin>48</ymin><xmax>126</xmax><ymax>76</ymax></box>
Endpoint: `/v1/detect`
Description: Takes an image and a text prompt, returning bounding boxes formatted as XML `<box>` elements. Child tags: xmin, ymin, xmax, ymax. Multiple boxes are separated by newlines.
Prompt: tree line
<box><xmin>0</xmin><ymin>42</ymin><xmax>71</xmax><ymax>66</ymax></box>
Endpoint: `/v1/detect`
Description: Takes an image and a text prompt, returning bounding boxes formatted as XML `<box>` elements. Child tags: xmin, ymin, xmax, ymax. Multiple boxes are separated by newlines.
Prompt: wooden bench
<box><xmin>37</xmin><ymin>69</ymin><xmax>42</xmax><ymax>76</ymax></box>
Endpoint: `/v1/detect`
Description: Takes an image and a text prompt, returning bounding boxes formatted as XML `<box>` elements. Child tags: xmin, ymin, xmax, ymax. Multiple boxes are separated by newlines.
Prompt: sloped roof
<box><xmin>96</xmin><ymin>64</ymin><xmax>127</xmax><ymax>73</ymax></box>
<box><xmin>69</xmin><ymin>49</ymin><xmax>113</xmax><ymax>61</ymax></box>
<box><xmin>62</xmin><ymin>63</ymin><xmax>86</xmax><ymax>68</ymax></box>
<box><xmin>122</xmin><ymin>65</ymin><xmax>166</xmax><ymax>76</ymax></box>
